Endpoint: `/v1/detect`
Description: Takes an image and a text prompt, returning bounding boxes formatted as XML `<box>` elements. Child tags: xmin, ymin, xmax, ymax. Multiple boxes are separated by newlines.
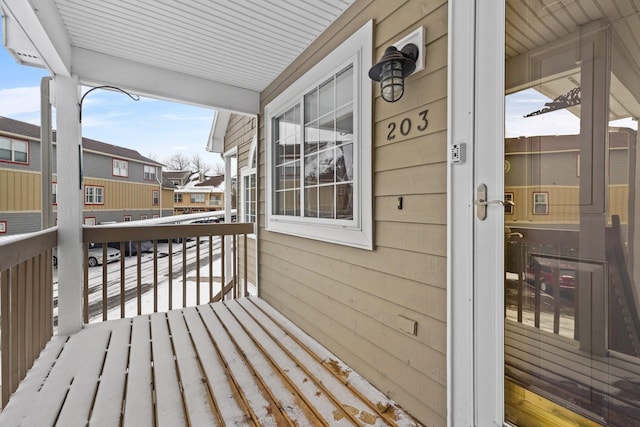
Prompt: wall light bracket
<box><xmin>368</xmin><ymin>27</ymin><xmax>425</xmax><ymax>102</ymax></box>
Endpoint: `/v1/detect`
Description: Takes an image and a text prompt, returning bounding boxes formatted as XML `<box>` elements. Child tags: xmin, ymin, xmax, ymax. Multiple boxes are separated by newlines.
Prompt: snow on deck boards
<box><xmin>0</xmin><ymin>297</ymin><xmax>421</xmax><ymax>427</ymax></box>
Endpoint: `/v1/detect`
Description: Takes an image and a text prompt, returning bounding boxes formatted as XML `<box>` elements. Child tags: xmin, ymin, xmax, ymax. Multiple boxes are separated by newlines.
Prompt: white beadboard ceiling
<box><xmin>1</xmin><ymin>0</ymin><xmax>356</xmax><ymax>113</ymax></box>
<box><xmin>506</xmin><ymin>0</ymin><xmax>640</xmax><ymax>119</ymax></box>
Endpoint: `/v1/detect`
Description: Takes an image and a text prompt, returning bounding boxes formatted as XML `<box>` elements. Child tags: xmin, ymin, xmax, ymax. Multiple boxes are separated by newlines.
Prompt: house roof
<box><xmin>1</xmin><ymin>0</ymin><xmax>357</xmax><ymax>114</ymax></box>
<box><xmin>0</xmin><ymin>116</ymin><xmax>164</xmax><ymax>166</ymax></box>
<box><xmin>196</xmin><ymin>175</ymin><xmax>224</xmax><ymax>188</ymax></box>
<box><xmin>163</xmin><ymin>170</ymin><xmax>192</xmax><ymax>181</ymax></box>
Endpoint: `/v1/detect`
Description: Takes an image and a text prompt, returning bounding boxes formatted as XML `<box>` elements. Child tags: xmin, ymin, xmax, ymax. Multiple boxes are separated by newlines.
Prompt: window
<box><xmin>112</xmin><ymin>158</ymin><xmax>128</xmax><ymax>177</ymax></box>
<box><xmin>265</xmin><ymin>20</ymin><xmax>373</xmax><ymax>249</ymax></box>
<box><xmin>152</xmin><ymin>214</ymin><xmax>159</xmax><ymax>219</ymax></box>
<box><xmin>84</xmin><ymin>217</ymin><xmax>97</xmax><ymax>225</ymax></box>
<box><xmin>504</xmin><ymin>192</ymin><xmax>514</xmax><ymax>215</ymax></box>
<box><xmin>533</xmin><ymin>192</ymin><xmax>548</xmax><ymax>215</ymax></box>
<box><xmin>52</xmin><ymin>183</ymin><xmax>58</xmax><ymax>205</ymax></box>
<box><xmin>174</xmin><ymin>193</ymin><xmax>183</xmax><ymax>203</ymax></box>
<box><xmin>152</xmin><ymin>190</ymin><xmax>160</xmax><ymax>205</ymax></box>
<box><xmin>242</xmin><ymin>137</ymin><xmax>257</xmax><ymax>226</ymax></box>
<box><xmin>85</xmin><ymin>186</ymin><xmax>104</xmax><ymax>205</ymax></box>
<box><xmin>144</xmin><ymin>165</ymin><xmax>157</xmax><ymax>181</ymax></box>
<box><xmin>243</xmin><ymin>172</ymin><xmax>257</xmax><ymax>224</ymax></box>
<box><xmin>191</xmin><ymin>193</ymin><xmax>205</xmax><ymax>203</ymax></box>
<box><xmin>0</xmin><ymin>136</ymin><xmax>28</xmax><ymax>164</ymax></box>
<box><xmin>212</xmin><ymin>195</ymin><xmax>221</xmax><ymax>203</ymax></box>
<box><xmin>140</xmin><ymin>214</ymin><xmax>148</xmax><ymax>220</ymax></box>
<box><xmin>0</xmin><ymin>221</ymin><xmax>6</xmax><ymax>234</ymax></box>
<box><xmin>123</xmin><ymin>215</ymin><xmax>132</xmax><ymax>222</ymax></box>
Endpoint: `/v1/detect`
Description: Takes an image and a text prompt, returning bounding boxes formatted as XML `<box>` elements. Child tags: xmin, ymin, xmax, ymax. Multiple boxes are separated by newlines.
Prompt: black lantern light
<box><xmin>368</xmin><ymin>43</ymin><xmax>419</xmax><ymax>102</ymax></box>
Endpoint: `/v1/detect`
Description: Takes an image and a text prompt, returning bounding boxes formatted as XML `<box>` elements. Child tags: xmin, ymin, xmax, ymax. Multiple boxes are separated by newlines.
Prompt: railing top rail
<box><xmin>84</xmin><ymin>222</ymin><xmax>254</xmax><ymax>243</ymax></box>
<box><xmin>0</xmin><ymin>227</ymin><xmax>58</xmax><ymax>271</ymax></box>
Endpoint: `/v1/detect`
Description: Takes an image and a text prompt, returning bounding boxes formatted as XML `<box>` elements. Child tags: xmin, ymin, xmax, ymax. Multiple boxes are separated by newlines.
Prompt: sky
<box><xmin>0</xmin><ymin>20</ymin><xmax>223</xmax><ymax>170</ymax></box>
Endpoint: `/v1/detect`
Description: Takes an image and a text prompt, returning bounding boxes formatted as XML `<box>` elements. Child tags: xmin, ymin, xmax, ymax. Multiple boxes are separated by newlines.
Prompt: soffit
<box><xmin>54</xmin><ymin>0</ymin><xmax>355</xmax><ymax>93</ymax></box>
<box><xmin>506</xmin><ymin>0</ymin><xmax>640</xmax><ymax>118</ymax></box>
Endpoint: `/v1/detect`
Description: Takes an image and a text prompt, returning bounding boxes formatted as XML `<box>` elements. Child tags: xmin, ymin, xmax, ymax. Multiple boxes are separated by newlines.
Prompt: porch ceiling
<box><xmin>1</xmin><ymin>0</ymin><xmax>356</xmax><ymax>114</ymax></box>
<box><xmin>506</xmin><ymin>0</ymin><xmax>640</xmax><ymax>119</ymax></box>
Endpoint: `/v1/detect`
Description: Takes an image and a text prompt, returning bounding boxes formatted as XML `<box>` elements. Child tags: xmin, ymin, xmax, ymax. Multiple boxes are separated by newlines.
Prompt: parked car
<box><xmin>53</xmin><ymin>245</ymin><xmax>122</xmax><ymax>267</ymax></box>
<box><xmin>86</xmin><ymin>243</ymin><xmax>122</xmax><ymax>267</ymax></box>
<box><xmin>91</xmin><ymin>241</ymin><xmax>153</xmax><ymax>257</ymax></box>
<box><xmin>526</xmin><ymin>259</ymin><xmax>576</xmax><ymax>295</ymax></box>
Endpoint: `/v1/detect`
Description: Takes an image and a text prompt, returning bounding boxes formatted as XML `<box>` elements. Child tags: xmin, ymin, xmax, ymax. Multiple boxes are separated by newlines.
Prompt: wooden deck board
<box><xmin>150</xmin><ymin>312</ymin><xmax>186</xmax><ymax>426</ymax></box>
<box><xmin>235</xmin><ymin>298</ymin><xmax>391</xmax><ymax>426</ymax></box>
<box><xmin>122</xmin><ymin>315</ymin><xmax>154</xmax><ymax>426</ymax></box>
<box><xmin>0</xmin><ymin>297</ymin><xmax>421</xmax><ymax>426</ymax></box>
<box><xmin>89</xmin><ymin>318</ymin><xmax>133</xmax><ymax>426</ymax></box>
<box><xmin>165</xmin><ymin>309</ymin><xmax>218</xmax><ymax>426</ymax></box>
<box><xmin>182</xmin><ymin>306</ymin><xmax>249</xmax><ymax>425</ymax></box>
<box><xmin>199</xmin><ymin>303</ymin><xmax>289</xmax><ymax>426</ymax></box>
<box><xmin>27</xmin><ymin>324</ymin><xmax>112</xmax><ymax>426</ymax></box>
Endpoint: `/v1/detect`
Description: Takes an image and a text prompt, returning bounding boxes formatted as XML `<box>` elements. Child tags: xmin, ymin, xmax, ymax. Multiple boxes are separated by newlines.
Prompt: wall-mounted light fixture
<box><xmin>368</xmin><ymin>43</ymin><xmax>419</xmax><ymax>102</ymax></box>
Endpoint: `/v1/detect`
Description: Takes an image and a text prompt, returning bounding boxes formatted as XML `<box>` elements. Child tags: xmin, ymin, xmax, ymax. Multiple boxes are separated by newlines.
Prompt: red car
<box><xmin>526</xmin><ymin>261</ymin><xmax>576</xmax><ymax>295</ymax></box>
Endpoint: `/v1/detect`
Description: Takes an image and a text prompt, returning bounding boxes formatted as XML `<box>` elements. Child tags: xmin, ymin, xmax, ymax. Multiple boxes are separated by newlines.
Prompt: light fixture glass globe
<box><xmin>380</xmin><ymin>60</ymin><xmax>404</xmax><ymax>102</ymax></box>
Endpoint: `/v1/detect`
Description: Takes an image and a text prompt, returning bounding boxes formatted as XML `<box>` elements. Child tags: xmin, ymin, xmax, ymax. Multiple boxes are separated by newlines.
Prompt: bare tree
<box><xmin>165</xmin><ymin>153</ymin><xmax>191</xmax><ymax>170</ymax></box>
<box><xmin>211</xmin><ymin>162</ymin><xmax>225</xmax><ymax>175</ymax></box>
<box><xmin>191</xmin><ymin>153</ymin><xmax>212</xmax><ymax>177</ymax></box>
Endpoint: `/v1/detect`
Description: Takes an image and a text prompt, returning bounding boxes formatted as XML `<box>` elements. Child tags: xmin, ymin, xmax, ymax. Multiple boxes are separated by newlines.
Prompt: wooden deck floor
<box><xmin>0</xmin><ymin>297</ymin><xmax>419</xmax><ymax>426</ymax></box>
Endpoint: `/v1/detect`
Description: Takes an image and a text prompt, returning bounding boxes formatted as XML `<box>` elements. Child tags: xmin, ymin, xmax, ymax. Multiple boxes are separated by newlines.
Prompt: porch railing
<box><xmin>82</xmin><ymin>222</ymin><xmax>253</xmax><ymax>323</ymax></box>
<box><xmin>0</xmin><ymin>228</ymin><xmax>57</xmax><ymax>407</ymax></box>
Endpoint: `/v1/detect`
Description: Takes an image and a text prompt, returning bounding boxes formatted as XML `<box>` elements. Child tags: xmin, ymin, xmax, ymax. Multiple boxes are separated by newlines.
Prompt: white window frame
<box><xmin>264</xmin><ymin>20</ymin><xmax>373</xmax><ymax>250</ymax></box>
<box><xmin>112</xmin><ymin>158</ymin><xmax>128</xmax><ymax>177</ymax></box>
<box><xmin>533</xmin><ymin>191</ymin><xmax>549</xmax><ymax>215</ymax></box>
<box><xmin>0</xmin><ymin>221</ymin><xmax>6</xmax><ymax>234</ymax></box>
<box><xmin>191</xmin><ymin>193</ymin><xmax>205</xmax><ymax>203</ymax></box>
<box><xmin>84</xmin><ymin>217</ymin><xmax>97</xmax><ymax>226</ymax></box>
<box><xmin>0</xmin><ymin>136</ymin><xmax>29</xmax><ymax>164</ymax></box>
<box><xmin>85</xmin><ymin>185</ymin><xmax>104</xmax><ymax>205</ymax></box>
<box><xmin>504</xmin><ymin>192</ymin><xmax>514</xmax><ymax>215</ymax></box>
<box><xmin>152</xmin><ymin>190</ymin><xmax>160</xmax><ymax>205</ymax></box>
<box><xmin>52</xmin><ymin>182</ymin><xmax>58</xmax><ymax>205</ymax></box>
<box><xmin>241</xmin><ymin>137</ymin><xmax>257</xmax><ymax>238</ymax></box>
<box><xmin>123</xmin><ymin>215</ymin><xmax>132</xmax><ymax>222</ymax></box>
<box><xmin>174</xmin><ymin>193</ymin><xmax>183</xmax><ymax>203</ymax></box>
<box><xmin>144</xmin><ymin>165</ymin><xmax>157</xmax><ymax>181</ymax></box>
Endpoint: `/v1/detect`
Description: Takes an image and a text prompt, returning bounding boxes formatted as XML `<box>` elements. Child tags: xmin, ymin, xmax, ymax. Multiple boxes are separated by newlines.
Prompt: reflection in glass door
<box><xmin>504</xmin><ymin>2</ymin><xmax>640</xmax><ymax>425</ymax></box>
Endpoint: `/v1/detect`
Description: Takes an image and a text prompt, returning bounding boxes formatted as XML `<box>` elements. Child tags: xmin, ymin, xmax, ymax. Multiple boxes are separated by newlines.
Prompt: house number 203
<box><xmin>386</xmin><ymin>109</ymin><xmax>429</xmax><ymax>141</ymax></box>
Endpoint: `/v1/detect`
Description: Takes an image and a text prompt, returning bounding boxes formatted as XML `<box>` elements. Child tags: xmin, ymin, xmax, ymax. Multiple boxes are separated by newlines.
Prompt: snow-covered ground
<box><xmin>51</xmin><ymin>238</ymin><xmax>254</xmax><ymax>325</ymax></box>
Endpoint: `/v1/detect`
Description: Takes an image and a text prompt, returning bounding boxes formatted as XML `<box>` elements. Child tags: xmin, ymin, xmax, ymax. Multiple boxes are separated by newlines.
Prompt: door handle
<box><xmin>475</xmin><ymin>183</ymin><xmax>514</xmax><ymax>220</ymax></box>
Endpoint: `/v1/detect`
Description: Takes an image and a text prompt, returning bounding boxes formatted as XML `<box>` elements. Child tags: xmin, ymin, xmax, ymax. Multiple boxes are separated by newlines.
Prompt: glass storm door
<box><xmin>503</xmin><ymin>2</ymin><xmax>640</xmax><ymax>425</ymax></box>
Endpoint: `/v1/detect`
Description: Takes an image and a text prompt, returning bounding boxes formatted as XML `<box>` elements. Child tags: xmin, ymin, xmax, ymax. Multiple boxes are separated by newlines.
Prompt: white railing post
<box><xmin>54</xmin><ymin>75</ymin><xmax>84</xmax><ymax>335</ymax></box>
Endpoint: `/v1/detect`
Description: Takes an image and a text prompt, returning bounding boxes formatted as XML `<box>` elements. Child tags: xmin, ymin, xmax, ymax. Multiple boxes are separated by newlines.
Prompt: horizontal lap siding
<box><xmin>224</xmin><ymin>114</ymin><xmax>258</xmax><ymax>287</ymax></box>
<box><xmin>257</xmin><ymin>1</ymin><xmax>448</xmax><ymax>425</ymax></box>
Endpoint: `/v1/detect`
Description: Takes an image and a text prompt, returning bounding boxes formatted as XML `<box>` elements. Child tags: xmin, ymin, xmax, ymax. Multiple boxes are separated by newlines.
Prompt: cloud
<box><xmin>0</xmin><ymin>86</ymin><xmax>40</xmax><ymax>116</ymax></box>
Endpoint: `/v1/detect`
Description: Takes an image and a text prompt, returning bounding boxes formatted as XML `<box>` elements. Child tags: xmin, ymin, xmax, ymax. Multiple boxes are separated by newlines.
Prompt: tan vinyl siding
<box><xmin>0</xmin><ymin>169</ymin><xmax>41</xmax><ymax>211</ymax></box>
<box><xmin>505</xmin><ymin>185</ymin><xmax>629</xmax><ymax>225</ymax></box>
<box><xmin>83</xmin><ymin>178</ymin><xmax>163</xmax><ymax>210</ymax></box>
<box><xmin>162</xmin><ymin>188</ymin><xmax>173</xmax><ymax>209</ymax></box>
<box><xmin>257</xmin><ymin>0</ymin><xmax>448</xmax><ymax>424</ymax></box>
<box><xmin>224</xmin><ymin>114</ymin><xmax>258</xmax><ymax>288</ymax></box>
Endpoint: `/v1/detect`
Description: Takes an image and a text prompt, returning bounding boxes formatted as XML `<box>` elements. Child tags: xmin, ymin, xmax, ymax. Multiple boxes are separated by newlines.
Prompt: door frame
<box><xmin>447</xmin><ymin>1</ymin><xmax>505</xmax><ymax>426</ymax></box>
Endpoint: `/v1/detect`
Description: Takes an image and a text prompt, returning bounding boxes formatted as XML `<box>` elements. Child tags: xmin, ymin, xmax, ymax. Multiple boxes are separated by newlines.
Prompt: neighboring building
<box><xmin>0</xmin><ymin>116</ymin><xmax>172</xmax><ymax>234</ymax></box>
<box><xmin>163</xmin><ymin>169</ymin><xmax>191</xmax><ymax>187</ymax></box>
<box><xmin>172</xmin><ymin>174</ymin><xmax>225</xmax><ymax>214</ymax></box>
